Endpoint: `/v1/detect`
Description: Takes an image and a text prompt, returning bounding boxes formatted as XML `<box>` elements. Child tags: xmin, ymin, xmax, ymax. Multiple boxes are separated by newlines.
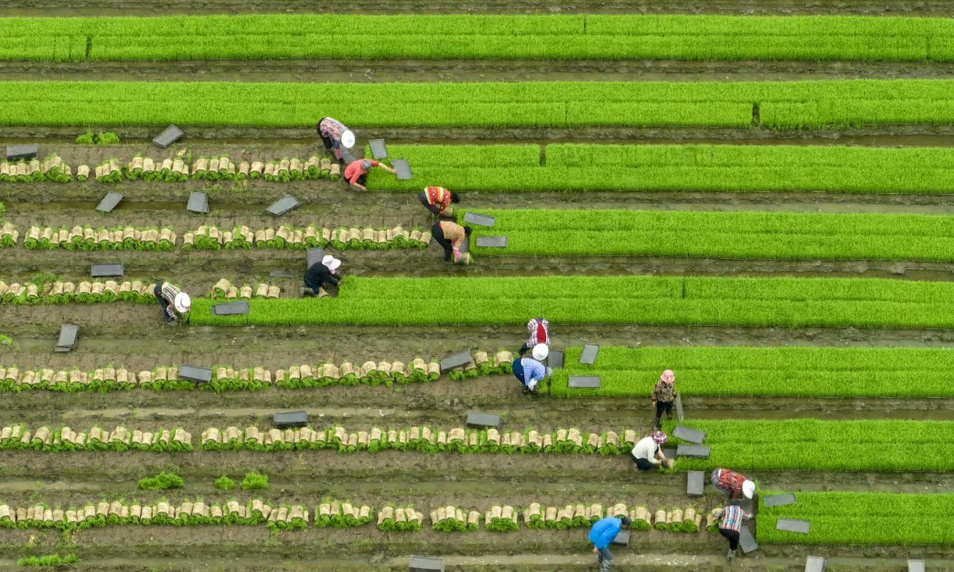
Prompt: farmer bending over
<box><xmin>588</xmin><ymin>515</ymin><xmax>631</xmax><ymax>572</ymax></box>
<box><xmin>154</xmin><ymin>280</ymin><xmax>191</xmax><ymax>325</ymax></box>
<box><xmin>519</xmin><ymin>317</ymin><xmax>550</xmax><ymax>357</ymax></box>
<box><xmin>344</xmin><ymin>159</ymin><xmax>395</xmax><ymax>192</ymax></box>
<box><xmin>302</xmin><ymin>255</ymin><xmax>342</xmax><ymax>297</ymax></box>
<box><xmin>419</xmin><ymin>186</ymin><xmax>460</xmax><ymax>217</ymax></box>
<box><xmin>431</xmin><ymin>220</ymin><xmax>472</xmax><ymax>264</ymax></box>
<box><xmin>631</xmin><ymin>430</ymin><xmax>673</xmax><ymax>471</ymax></box>
<box><xmin>711</xmin><ymin>468</ymin><xmax>756</xmax><ymax>503</ymax></box>
<box><xmin>316</xmin><ymin>117</ymin><xmax>355</xmax><ymax>164</ymax></box>
<box><xmin>511</xmin><ymin>355</ymin><xmax>552</xmax><ymax>396</ymax></box>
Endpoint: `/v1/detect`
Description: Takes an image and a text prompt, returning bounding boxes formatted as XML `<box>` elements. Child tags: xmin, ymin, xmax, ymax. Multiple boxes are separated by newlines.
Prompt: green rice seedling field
<box><xmin>2</xmin><ymin>2</ymin><xmax>954</xmax><ymax>571</ymax></box>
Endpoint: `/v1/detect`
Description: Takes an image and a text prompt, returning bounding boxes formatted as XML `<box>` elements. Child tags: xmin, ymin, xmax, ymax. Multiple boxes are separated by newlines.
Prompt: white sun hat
<box><xmin>531</xmin><ymin>343</ymin><xmax>549</xmax><ymax>361</ymax></box>
<box><xmin>341</xmin><ymin>130</ymin><xmax>355</xmax><ymax>149</ymax></box>
<box><xmin>173</xmin><ymin>292</ymin><xmax>191</xmax><ymax>313</ymax></box>
<box><xmin>327</xmin><ymin>257</ymin><xmax>342</xmax><ymax>272</ymax></box>
<box><xmin>742</xmin><ymin>480</ymin><xmax>756</xmax><ymax>499</ymax></box>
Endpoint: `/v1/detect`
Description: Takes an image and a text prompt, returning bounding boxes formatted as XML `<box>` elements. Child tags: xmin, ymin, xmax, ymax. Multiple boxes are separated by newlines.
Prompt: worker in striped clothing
<box><xmin>153</xmin><ymin>280</ymin><xmax>191</xmax><ymax>324</ymax></box>
<box><xmin>419</xmin><ymin>186</ymin><xmax>460</xmax><ymax>217</ymax></box>
<box><xmin>715</xmin><ymin>501</ymin><xmax>752</xmax><ymax>564</ymax></box>
<box><xmin>316</xmin><ymin>117</ymin><xmax>355</xmax><ymax>163</ymax></box>
<box><xmin>519</xmin><ymin>317</ymin><xmax>550</xmax><ymax>357</ymax></box>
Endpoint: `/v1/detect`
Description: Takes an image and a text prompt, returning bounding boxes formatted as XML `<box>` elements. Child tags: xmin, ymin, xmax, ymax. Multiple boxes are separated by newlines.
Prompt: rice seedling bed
<box><xmin>5</xmin><ymin>14</ymin><xmax>954</xmax><ymax>63</ymax></box>
<box><xmin>550</xmin><ymin>346</ymin><xmax>954</xmax><ymax>398</ymax></box>
<box><xmin>190</xmin><ymin>275</ymin><xmax>954</xmax><ymax>329</ymax></box>
<box><xmin>7</xmin><ymin>79</ymin><xmax>954</xmax><ymax>130</ymax></box>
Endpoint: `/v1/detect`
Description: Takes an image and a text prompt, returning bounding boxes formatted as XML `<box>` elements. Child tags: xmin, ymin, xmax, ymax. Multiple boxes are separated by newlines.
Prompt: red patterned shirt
<box><xmin>425</xmin><ymin>187</ymin><xmax>452</xmax><ymax>213</ymax></box>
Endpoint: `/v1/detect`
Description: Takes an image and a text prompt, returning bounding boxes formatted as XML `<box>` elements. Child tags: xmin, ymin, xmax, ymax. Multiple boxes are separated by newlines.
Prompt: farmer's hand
<box><xmin>652</xmin><ymin>400</ymin><xmax>657</xmax><ymax>409</ymax></box>
<box><xmin>592</xmin><ymin>547</ymin><xmax>599</xmax><ymax>554</ymax></box>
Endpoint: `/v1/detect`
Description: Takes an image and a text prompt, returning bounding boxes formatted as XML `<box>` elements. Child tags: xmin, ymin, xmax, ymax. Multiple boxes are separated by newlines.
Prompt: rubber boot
<box><xmin>653</xmin><ymin>415</ymin><xmax>662</xmax><ymax>430</ymax></box>
<box><xmin>726</xmin><ymin>548</ymin><xmax>735</xmax><ymax>564</ymax></box>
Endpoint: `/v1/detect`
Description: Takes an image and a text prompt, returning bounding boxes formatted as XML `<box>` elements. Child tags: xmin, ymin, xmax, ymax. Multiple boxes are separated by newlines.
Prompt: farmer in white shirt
<box><xmin>631</xmin><ymin>430</ymin><xmax>672</xmax><ymax>471</ymax></box>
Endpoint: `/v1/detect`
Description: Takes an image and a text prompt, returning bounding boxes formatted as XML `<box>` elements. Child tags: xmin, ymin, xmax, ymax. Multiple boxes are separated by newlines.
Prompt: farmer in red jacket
<box><xmin>711</xmin><ymin>468</ymin><xmax>756</xmax><ymax>502</ymax></box>
<box><xmin>419</xmin><ymin>186</ymin><xmax>460</xmax><ymax>217</ymax></box>
<box><xmin>344</xmin><ymin>159</ymin><xmax>395</xmax><ymax>192</ymax></box>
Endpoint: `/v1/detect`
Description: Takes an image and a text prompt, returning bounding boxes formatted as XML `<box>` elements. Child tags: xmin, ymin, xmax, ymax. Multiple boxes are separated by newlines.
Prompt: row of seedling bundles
<box><xmin>377</xmin><ymin>506</ymin><xmax>425</xmax><ymax>532</ymax></box>
<box><xmin>0</xmin><ymin>280</ymin><xmax>155</xmax><ymax>306</ymax></box>
<box><xmin>0</xmin><ymin>425</ymin><xmax>192</xmax><ymax>452</ymax></box>
<box><xmin>0</xmin><ymin>223</ymin><xmax>18</xmax><ymax>247</ymax></box>
<box><xmin>0</xmin><ymin>499</ymin><xmax>307</xmax><ymax>531</ymax></box>
<box><xmin>314</xmin><ymin>499</ymin><xmax>374</xmax><ymax>528</ymax></box>
<box><xmin>23</xmin><ymin>225</ymin><xmax>176</xmax><ymax>251</ymax></box>
<box><xmin>0</xmin><ymin>350</ymin><xmax>510</xmax><ymax>393</ymax></box>
<box><xmin>199</xmin><ymin>425</ymin><xmax>639</xmax><ymax>455</ymax></box>
<box><xmin>192</xmin><ymin>156</ymin><xmax>340</xmax><ymax>182</ymax></box>
<box><xmin>523</xmin><ymin>503</ymin><xmax>701</xmax><ymax>533</ymax></box>
<box><xmin>446</xmin><ymin>350</ymin><xmax>514</xmax><ymax>381</ymax></box>
<box><xmin>0</xmin><ymin>155</ymin><xmax>72</xmax><ymax>183</ymax></box>
<box><xmin>183</xmin><ymin>224</ymin><xmax>430</xmax><ymax>251</ymax></box>
<box><xmin>209</xmin><ymin>279</ymin><xmax>281</xmax><ymax>301</ymax></box>
<box><xmin>79</xmin><ymin>157</ymin><xmax>189</xmax><ymax>183</ymax></box>
<box><xmin>431</xmin><ymin>505</ymin><xmax>481</xmax><ymax>532</ymax></box>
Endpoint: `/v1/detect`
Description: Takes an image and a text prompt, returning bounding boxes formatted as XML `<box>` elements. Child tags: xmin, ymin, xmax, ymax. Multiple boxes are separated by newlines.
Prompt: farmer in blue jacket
<box><xmin>588</xmin><ymin>515</ymin><xmax>631</xmax><ymax>572</ymax></box>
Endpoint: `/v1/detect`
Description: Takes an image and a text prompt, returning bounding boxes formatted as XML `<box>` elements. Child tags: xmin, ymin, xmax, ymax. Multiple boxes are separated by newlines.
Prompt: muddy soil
<box><xmin>3</xmin><ymin>0</ymin><xmax>953</xmax><ymax>16</ymax></box>
<box><xmin>6</xmin><ymin>59</ymin><xmax>954</xmax><ymax>84</ymax></box>
<box><xmin>8</xmin><ymin>124</ymin><xmax>954</xmax><ymax>144</ymax></box>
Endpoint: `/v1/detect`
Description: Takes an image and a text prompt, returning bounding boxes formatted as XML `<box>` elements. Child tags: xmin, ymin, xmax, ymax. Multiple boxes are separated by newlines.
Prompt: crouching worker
<box><xmin>302</xmin><ymin>255</ymin><xmax>342</xmax><ymax>297</ymax></box>
<box><xmin>588</xmin><ymin>515</ymin><xmax>631</xmax><ymax>572</ymax></box>
<box><xmin>716</xmin><ymin>501</ymin><xmax>752</xmax><ymax>564</ymax></box>
<box><xmin>154</xmin><ymin>280</ymin><xmax>190</xmax><ymax>324</ymax></box>
<box><xmin>344</xmin><ymin>159</ymin><xmax>395</xmax><ymax>192</ymax></box>
<box><xmin>420</xmin><ymin>186</ymin><xmax>460</xmax><ymax>218</ymax></box>
<box><xmin>316</xmin><ymin>117</ymin><xmax>355</xmax><ymax>164</ymax></box>
<box><xmin>431</xmin><ymin>220</ymin><xmax>472</xmax><ymax>264</ymax></box>
<box><xmin>631</xmin><ymin>430</ymin><xmax>673</xmax><ymax>471</ymax></box>
<box><xmin>511</xmin><ymin>355</ymin><xmax>552</xmax><ymax>396</ymax></box>
<box><xmin>711</xmin><ymin>468</ymin><xmax>756</xmax><ymax>503</ymax></box>
<box><xmin>519</xmin><ymin>317</ymin><xmax>550</xmax><ymax>357</ymax></box>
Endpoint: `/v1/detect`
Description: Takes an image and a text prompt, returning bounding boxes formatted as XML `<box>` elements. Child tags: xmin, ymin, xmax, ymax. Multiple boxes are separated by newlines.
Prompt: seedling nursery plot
<box><xmin>3</xmin><ymin>5</ymin><xmax>954</xmax><ymax>572</ymax></box>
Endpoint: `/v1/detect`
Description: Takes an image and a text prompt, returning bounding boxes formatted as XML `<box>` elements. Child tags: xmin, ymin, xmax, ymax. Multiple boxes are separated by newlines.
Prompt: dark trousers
<box><xmin>154</xmin><ymin>281</ymin><xmax>172</xmax><ymax>322</ymax></box>
<box><xmin>518</xmin><ymin>342</ymin><xmax>532</xmax><ymax>356</ymax></box>
<box><xmin>654</xmin><ymin>400</ymin><xmax>674</xmax><ymax>427</ymax></box>
<box><xmin>633</xmin><ymin>457</ymin><xmax>656</xmax><ymax>471</ymax></box>
<box><xmin>419</xmin><ymin>191</ymin><xmax>443</xmax><ymax>216</ymax></box>
<box><xmin>349</xmin><ymin>173</ymin><xmax>367</xmax><ymax>187</ymax></box>
<box><xmin>597</xmin><ymin>547</ymin><xmax>613</xmax><ymax>572</ymax></box>
<box><xmin>320</xmin><ymin>133</ymin><xmax>334</xmax><ymax>150</ymax></box>
<box><xmin>304</xmin><ymin>276</ymin><xmax>325</xmax><ymax>295</ymax></box>
<box><xmin>720</xmin><ymin>528</ymin><xmax>740</xmax><ymax>551</ymax></box>
<box><xmin>431</xmin><ymin>222</ymin><xmax>454</xmax><ymax>262</ymax></box>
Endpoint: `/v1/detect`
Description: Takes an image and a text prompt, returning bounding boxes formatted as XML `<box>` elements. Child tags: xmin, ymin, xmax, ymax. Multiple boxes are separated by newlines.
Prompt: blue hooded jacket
<box><xmin>588</xmin><ymin>516</ymin><xmax>622</xmax><ymax>549</ymax></box>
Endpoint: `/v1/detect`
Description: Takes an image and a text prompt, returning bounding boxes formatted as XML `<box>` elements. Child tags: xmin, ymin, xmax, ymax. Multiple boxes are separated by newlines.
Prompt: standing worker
<box><xmin>511</xmin><ymin>354</ymin><xmax>552</xmax><ymax>396</ymax></box>
<box><xmin>710</xmin><ymin>468</ymin><xmax>756</xmax><ymax>503</ymax></box>
<box><xmin>519</xmin><ymin>317</ymin><xmax>550</xmax><ymax>357</ymax></box>
<box><xmin>587</xmin><ymin>515</ymin><xmax>631</xmax><ymax>572</ymax></box>
<box><xmin>631</xmin><ymin>430</ymin><xmax>673</xmax><ymax>471</ymax></box>
<box><xmin>715</xmin><ymin>501</ymin><xmax>752</xmax><ymax>564</ymax></box>
<box><xmin>302</xmin><ymin>255</ymin><xmax>342</xmax><ymax>297</ymax></box>
<box><xmin>153</xmin><ymin>280</ymin><xmax>191</xmax><ymax>324</ymax></box>
<box><xmin>652</xmin><ymin>369</ymin><xmax>677</xmax><ymax>429</ymax></box>
<box><xmin>419</xmin><ymin>186</ymin><xmax>460</xmax><ymax>218</ymax></box>
<box><xmin>344</xmin><ymin>159</ymin><xmax>395</xmax><ymax>192</ymax></box>
<box><xmin>431</xmin><ymin>220</ymin><xmax>472</xmax><ymax>264</ymax></box>
<box><xmin>316</xmin><ymin>117</ymin><xmax>355</xmax><ymax>164</ymax></box>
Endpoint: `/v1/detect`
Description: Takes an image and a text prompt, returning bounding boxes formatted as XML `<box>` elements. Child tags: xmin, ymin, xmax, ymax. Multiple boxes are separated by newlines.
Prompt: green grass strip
<box><xmin>667</xmin><ymin>419</ymin><xmax>954</xmax><ymax>472</ymax></box>
<box><xmin>370</xmin><ymin>144</ymin><xmax>954</xmax><ymax>193</ymax></box>
<box><xmin>462</xmin><ymin>208</ymin><xmax>954</xmax><ymax>259</ymax></box>
<box><xmin>6</xmin><ymin>79</ymin><xmax>954</xmax><ymax>130</ymax></box>
<box><xmin>191</xmin><ymin>275</ymin><xmax>954</xmax><ymax>329</ymax></box>
<box><xmin>550</xmin><ymin>346</ymin><xmax>954</xmax><ymax>398</ymax></box>
<box><xmin>4</xmin><ymin>15</ymin><xmax>954</xmax><ymax>62</ymax></box>
<box><xmin>757</xmin><ymin>491</ymin><xmax>954</xmax><ymax>545</ymax></box>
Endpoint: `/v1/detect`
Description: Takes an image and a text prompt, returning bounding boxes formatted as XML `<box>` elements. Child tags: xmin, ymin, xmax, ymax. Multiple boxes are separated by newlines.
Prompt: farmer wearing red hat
<box><xmin>631</xmin><ymin>430</ymin><xmax>673</xmax><ymax>471</ymax></box>
<box><xmin>652</xmin><ymin>369</ymin><xmax>677</xmax><ymax>430</ymax></box>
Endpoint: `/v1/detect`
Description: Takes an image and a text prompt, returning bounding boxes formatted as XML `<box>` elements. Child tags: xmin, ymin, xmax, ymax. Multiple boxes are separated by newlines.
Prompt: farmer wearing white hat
<box><xmin>711</xmin><ymin>468</ymin><xmax>756</xmax><ymax>502</ymax></box>
<box><xmin>153</xmin><ymin>280</ymin><xmax>191</xmax><ymax>324</ymax></box>
<box><xmin>317</xmin><ymin>117</ymin><xmax>355</xmax><ymax>163</ymax></box>
<box><xmin>511</xmin><ymin>354</ymin><xmax>552</xmax><ymax>396</ymax></box>
<box><xmin>652</xmin><ymin>369</ymin><xmax>677</xmax><ymax>430</ymax></box>
<box><xmin>631</xmin><ymin>430</ymin><xmax>673</xmax><ymax>471</ymax></box>
<box><xmin>344</xmin><ymin>158</ymin><xmax>396</xmax><ymax>192</ymax></box>
<box><xmin>302</xmin><ymin>254</ymin><xmax>342</xmax><ymax>297</ymax></box>
<box><xmin>518</xmin><ymin>317</ymin><xmax>550</xmax><ymax>357</ymax></box>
